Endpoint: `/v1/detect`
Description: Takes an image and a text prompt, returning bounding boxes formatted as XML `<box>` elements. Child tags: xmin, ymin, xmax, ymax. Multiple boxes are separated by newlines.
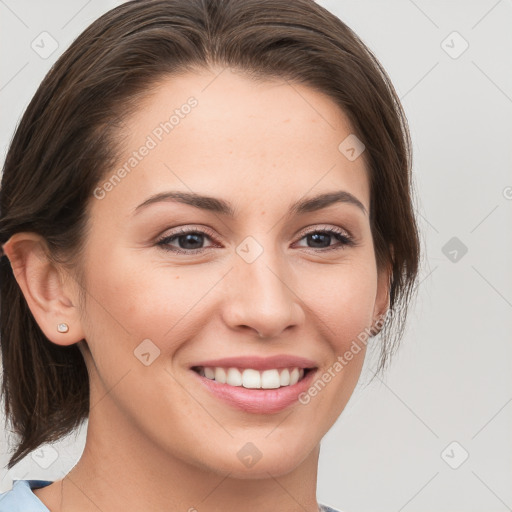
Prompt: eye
<box><xmin>155</xmin><ymin>225</ymin><xmax>356</xmax><ymax>254</ymax></box>
<box><xmin>294</xmin><ymin>226</ymin><xmax>355</xmax><ymax>251</ymax></box>
<box><xmin>156</xmin><ymin>227</ymin><xmax>219</xmax><ymax>254</ymax></box>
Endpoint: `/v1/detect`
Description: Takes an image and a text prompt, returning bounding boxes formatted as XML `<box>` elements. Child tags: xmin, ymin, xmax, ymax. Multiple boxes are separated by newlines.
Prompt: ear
<box><xmin>2</xmin><ymin>232</ymin><xmax>85</xmax><ymax>346</ymax></box>
<box><xmin>371</xmin><ymin>259</ymin><xmax>393</xmax><ymax>337</ymax></box>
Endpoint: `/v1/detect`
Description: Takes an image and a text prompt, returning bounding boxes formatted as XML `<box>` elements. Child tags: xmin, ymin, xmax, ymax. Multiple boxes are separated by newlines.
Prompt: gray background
<box><xmin>1</xmin><ymin>1</ymin><xmax>511</xmax><ymax>511</ymax></box>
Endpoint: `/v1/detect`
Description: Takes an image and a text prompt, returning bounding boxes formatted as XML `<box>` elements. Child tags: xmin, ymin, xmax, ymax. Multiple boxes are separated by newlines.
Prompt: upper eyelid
<box><xmin>157</xmin><ymin>224</ymin><xmax>354</xmax><ymax>245</ymax></box>
<box><xmin>296</xmin><ymin>224</ymin><xmax>352</xmax><ymax>238</ymax></box>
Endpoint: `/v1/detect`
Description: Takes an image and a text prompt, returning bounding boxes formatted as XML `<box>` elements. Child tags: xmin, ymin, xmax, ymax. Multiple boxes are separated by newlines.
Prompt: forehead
<box><xmin>94</xmin><ymin>67</ymin><xmax>370</xmax><ymax>217</ymax></box>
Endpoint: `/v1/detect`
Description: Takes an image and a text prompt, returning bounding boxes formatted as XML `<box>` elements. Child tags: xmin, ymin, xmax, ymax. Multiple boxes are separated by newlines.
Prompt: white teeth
<box><xmin>261</xmin><ymin>369</ymin><xmax>281</xmax><ymax>389</ymax></box>
<box><xmin>214</xmin><ymin>367</ymin><xmax>226</xmax><ymax>384</ymax></box>
<box><xmin>279</xmin><ymin>368</ymin><xmax>290</xmax><ymax>386</ymax></box>
<box><xmin>197</xmin><ymin>366</ymin><xmax>308</xmax><ymax>389</ymax></box>
<box><xmin>226</xmin><ymin>368</ymin><xmax>243</xmax><ymax>386</ymax></box>
<box><xmin>242</xmin><ymin>369</ymin><xmax>261</xmax><ymax>389</ymax></box>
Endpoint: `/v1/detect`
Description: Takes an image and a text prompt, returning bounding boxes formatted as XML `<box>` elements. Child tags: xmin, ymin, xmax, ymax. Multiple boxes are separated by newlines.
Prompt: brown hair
<box><xmin>0</xmin><ymin>0</ymin><xmax>420</xmax><ymax>470</ymax></box>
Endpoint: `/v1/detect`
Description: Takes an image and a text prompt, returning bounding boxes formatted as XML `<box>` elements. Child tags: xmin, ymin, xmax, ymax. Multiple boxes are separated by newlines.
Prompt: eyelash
<box><xmin>155</xmin><ymin>225</ymin><xmax>356</xmax><ymax>255</ymax></box>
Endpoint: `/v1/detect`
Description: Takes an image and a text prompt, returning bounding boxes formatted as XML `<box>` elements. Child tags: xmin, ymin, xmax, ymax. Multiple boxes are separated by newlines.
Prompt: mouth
<box><xmin>189</xmin><ymin>355</ymin><xmax>318</xmax><ymax>414</ymax></box>
<box><xmin>191</xmin><ymin>366</ymin><xmax>314</xmax><ymax>389</ymax></box>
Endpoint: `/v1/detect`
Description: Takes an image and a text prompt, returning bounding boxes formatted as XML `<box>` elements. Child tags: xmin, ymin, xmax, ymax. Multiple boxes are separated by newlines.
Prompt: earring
<box><xmin>57</xmin><ymin>323</ymin><xmax>69</xmax><ymax>333</ymax></box>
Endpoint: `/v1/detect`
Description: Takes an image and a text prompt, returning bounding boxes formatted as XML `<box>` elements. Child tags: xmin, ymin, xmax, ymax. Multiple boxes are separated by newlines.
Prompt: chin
<box><xmin>190</xmin><ymin>434</ymin><xmax>319</xmax><ymax>480</ymax></box>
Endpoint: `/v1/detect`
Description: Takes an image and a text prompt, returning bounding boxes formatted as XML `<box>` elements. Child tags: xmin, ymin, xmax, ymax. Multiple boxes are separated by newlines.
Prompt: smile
<box><xmin>189</xmin><ymin>355</ymin><xmax>318</xmax><ymax>414</ymax></box>
<box><xmin>192</xmin><ymin>366</ymin><xmax>310</xmax><ymax>389</ymax></box>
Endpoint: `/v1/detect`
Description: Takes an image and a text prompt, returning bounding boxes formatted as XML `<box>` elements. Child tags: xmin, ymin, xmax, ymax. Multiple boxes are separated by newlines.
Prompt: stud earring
<box><xmin>57</xmin><ymin>323</ymin><xmax>69</xmax><ymax>333</ymax></box>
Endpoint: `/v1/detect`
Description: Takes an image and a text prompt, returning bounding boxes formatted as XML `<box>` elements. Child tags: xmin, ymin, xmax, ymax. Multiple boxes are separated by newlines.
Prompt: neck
<box><xmin>35</xmin><ymin>391</ymin><xmax>322</xmax><ymax>512</ymax></box>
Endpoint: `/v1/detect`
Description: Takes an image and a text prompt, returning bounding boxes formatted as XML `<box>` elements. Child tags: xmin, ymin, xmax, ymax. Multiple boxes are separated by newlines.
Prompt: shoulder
<box><xmin>319</xmin><ymin>504</ymin><xmax>345</xmax><ymax>512</ymax></box>
<box><xmin>0</xmin><ymin>481</ymin><xmax>344</xmax><ymax>512</ymax></box>
<box><xmin>0</xmin><ymin>479</ymin><xmax>53</xmax><ymax>511</ymax></box>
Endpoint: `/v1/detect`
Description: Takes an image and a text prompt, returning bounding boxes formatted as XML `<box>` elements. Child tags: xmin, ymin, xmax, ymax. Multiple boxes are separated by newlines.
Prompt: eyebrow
<box><xmin>132</xmin><ymin>190</ymin><xmax>367</xmax><ymax>217</ymax></box>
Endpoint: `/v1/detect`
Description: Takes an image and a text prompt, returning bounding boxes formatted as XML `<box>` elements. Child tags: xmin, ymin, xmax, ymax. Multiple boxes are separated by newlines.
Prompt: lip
<box><xmin>189</xmin><ymin>355</ymin><xmax>318</xmax><ymax>414</ymax></box>
<box><xmin>190</xmin><ymin>354</ymin><xmax>317</xmax><ymax>371</ymax></box>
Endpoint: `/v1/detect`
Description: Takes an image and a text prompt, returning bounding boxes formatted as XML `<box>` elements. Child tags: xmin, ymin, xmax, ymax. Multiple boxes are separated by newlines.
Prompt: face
<box><xmin>74</xmin><ymin>67</ymin><xmax>388</xmax><ymax>478</ymax></box>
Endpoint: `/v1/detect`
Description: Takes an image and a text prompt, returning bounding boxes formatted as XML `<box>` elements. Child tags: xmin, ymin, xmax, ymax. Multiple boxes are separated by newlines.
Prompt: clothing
<box><xmin>0</xmin><ymin>480</ymin><xmax>52</xmax><ymax>511</ymax></box>
<box><xmin>319</xmin><ymin>505</ymin><xmax>342</xmax><ymax>512</ymax></box>
<box><xmin>0</xmin><ymin>479</ymin><xmax>343</xmax><ymax>512</ymax></box>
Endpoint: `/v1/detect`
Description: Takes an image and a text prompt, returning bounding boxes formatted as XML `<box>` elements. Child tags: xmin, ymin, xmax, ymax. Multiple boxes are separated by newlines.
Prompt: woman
<box><xmin>0</xmin><ymin>0</ymin><xmax>420</xmax><ymax>510</ymax></box>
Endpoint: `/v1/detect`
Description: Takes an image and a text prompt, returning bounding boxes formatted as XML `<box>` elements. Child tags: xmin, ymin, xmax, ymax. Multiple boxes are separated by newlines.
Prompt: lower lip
<box><xmin>192</xmin><ymin>369</ymin><xmax>317</xmax><ymax>414</ymax></box>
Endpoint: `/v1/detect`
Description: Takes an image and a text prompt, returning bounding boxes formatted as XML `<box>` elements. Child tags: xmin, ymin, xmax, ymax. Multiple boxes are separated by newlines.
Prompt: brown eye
<box><xmin>156</xmin><ymin>227</ymin><xmax>219</xmax><ymax>254</ymax></box>
<box><xmin>295</xmin><ymin>227</ymin><xmax>355</xmax><ymax>251</ymax></box>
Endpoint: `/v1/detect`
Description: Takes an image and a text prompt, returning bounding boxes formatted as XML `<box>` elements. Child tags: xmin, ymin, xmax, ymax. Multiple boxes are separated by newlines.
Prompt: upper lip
<box><xmin>191</xmin><ymin>355</ymin><xmax>318</xmax><ymax>371</ymax></box>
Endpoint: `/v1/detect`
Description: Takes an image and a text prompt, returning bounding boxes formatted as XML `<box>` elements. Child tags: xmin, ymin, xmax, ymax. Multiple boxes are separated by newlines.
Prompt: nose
<box><xmin>221</xmin><ymin>242</ymin><xmax>305</xmax><ymax>339</ymax></box>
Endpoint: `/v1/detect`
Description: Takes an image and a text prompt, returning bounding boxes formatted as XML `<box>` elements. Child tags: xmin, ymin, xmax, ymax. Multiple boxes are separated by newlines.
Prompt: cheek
<box><xmin>79</xmin><ymin>249</ymin><xmax>236</xmax><ymax>395</ymax></box>
<box><xmin>82</xmin><ymin>244</ymin><xmax>378</xmax><ymax>349</ymax></box>
<box><xmin>78</xmin><ymin>251</ymin><xmax>207</xmax><ymax>412</ymax></box>
<box><xmin>82</xmin><ymin>249</ymin><xmax>211</xmax><ymax>342</ymax></box>
<box><xmin>297</xmin><ymin>256</ymin><xmax>378</xmax><ymax>350</ymax></box>
<box><xmin>80</xmin><ymin>235</ymin><xmax>378</xmax><ymax>378</ymax></box>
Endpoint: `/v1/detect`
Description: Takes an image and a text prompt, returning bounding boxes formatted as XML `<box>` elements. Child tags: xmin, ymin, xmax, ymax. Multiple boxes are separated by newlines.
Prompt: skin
<box><xmin>4</xmin><ymin>66</ymin><xmax>390</xmax><ymax>512</ymax></box>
